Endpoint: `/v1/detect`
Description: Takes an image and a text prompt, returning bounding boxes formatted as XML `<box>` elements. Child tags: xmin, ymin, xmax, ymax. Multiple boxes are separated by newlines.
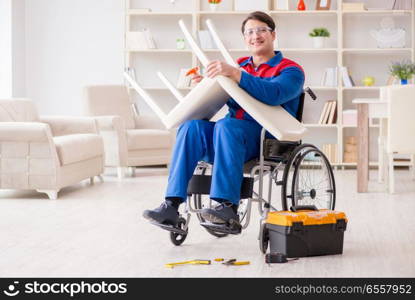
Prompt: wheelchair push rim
<box><xmin>282</xmin><ymin>144</ymin><xmax>336</xmax><ymax>211</ymax></box>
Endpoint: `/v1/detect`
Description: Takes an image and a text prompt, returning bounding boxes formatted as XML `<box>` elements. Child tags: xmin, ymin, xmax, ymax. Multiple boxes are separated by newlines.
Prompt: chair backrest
<box><xmin>0</xmin><ymin>98</ymin><xmax>40</xmax><ymax>122</ymax></box>
<box><xmin>387</xmin><ymin>84</ymin><xmax>415</xmax><ymax>154</ymax></box>
<box><xmin>84</xmin><ymin>85</ymin><xmax>136</xmax><ymax>129</ymax></box>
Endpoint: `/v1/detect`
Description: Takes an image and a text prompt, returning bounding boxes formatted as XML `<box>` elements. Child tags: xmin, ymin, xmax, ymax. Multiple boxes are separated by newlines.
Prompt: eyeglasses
<box><xmin>243</xmin><ymin>26</ymin><xmax>273</xmax><ymax>37</ymax></box>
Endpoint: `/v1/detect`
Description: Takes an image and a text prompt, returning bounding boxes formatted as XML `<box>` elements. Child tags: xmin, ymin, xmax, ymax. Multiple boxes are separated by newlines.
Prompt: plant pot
<box><xmin>209</xmin><ymin>3</ymin><xmax>218</xmax><ymax>11</ymax></box>
<box><xmin>312</xmin><ymin>37</ymin><xmax>326</xmax><ymax>49</ymax></box>
<box><xmin>400</xmin><ymin>79</ymin><xmax>408</xmax><ymax>85</ymax></box>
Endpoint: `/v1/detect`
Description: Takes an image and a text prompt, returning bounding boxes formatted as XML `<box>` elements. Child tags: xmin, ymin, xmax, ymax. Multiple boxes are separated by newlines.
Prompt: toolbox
<box><xmin>265</xmin><ymin>207</ymin><xmax>347</xmax><ymax>258</ymax></box>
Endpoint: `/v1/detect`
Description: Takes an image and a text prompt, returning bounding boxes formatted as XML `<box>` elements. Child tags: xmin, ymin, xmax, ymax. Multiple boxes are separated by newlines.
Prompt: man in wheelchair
<box><xmin>143</xmin><ymin>11</ymin><xmax>305</xmax><ymax>230</ymax></box>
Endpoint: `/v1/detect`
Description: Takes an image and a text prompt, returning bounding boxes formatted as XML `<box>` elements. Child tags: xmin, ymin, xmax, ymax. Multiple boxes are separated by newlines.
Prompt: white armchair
<box><xmin>0</xmin><ymin>98</ymin><xmax>105</xmax><ymax>199</ymax></box>
<box><xmin>83</xmin><ymin>85</ymin><xmax>173</xmax><ymax>179</ymax></box>
<box><xmin>379</xmin><ymin>85</ymin><xmax>415</xmax><ymax>193</ymax></box>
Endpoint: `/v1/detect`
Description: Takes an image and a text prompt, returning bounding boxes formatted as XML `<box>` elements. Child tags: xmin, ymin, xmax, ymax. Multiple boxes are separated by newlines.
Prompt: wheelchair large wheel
<box><xmin>193</xmin><ymin>194</ymin><xmax>229</xmax><ymax>238</ymax></box>
<box><xmin>281</xmin><ymin>144</ymin><xmax>336</xmax><ymax>211</ymax></box>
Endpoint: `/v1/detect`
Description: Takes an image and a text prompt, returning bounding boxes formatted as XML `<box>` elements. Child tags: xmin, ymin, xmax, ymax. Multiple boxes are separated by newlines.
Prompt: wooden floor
<box><xmin>0</xmin><ymin>168</ymin><xmax>414</xmax><ymax>277</ymax></box>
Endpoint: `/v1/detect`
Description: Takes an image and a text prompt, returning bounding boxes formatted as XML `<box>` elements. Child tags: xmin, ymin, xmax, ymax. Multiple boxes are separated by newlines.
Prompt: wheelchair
<box><xmin>153</xmin><ymin>88</ymin><xmax>336</xmax><ymax>252</ymax></box>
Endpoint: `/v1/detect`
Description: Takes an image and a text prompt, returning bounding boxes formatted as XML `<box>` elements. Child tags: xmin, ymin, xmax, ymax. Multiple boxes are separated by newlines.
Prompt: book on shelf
<box><xmin>318</xmin><ymin>101</ymin><xmax>329</xmax><ymax>124</ymax></box>
<box><xmin>340</xmin><ymin>66</ymin><xmax>354</xmax><ymax>87</ymax></box>
<box><xmin>177</xmin><ymin>68</ymin><xmax>192</xmax><ymax>89</ymax></box>
<box><xmin>126</xmin><ymin>29</ymin><xmax>156</xmax><ymax>50</ymax></box>
<box><xmin>342</xmin><ymin>2</ymin><xmax>366</xmax><ymax>11</ymax></box>
<box><xmin>318</xmin><ymin>100</ymin><xmax>337</xmax><ymax>124</ymax></box>
<box><xmin>321</xmin><ymin>67</ymin><xmax>337</xmax><ymax>87</ymax></box>
<box><xmin>327</xmin><ymin>101</ymin><xmax>337</xmax><ymax>124</ymax></box>
<box><xmin>197</xmin><ymin>30</ymin><xmax>217</xmax><ymax>49</ymax></box>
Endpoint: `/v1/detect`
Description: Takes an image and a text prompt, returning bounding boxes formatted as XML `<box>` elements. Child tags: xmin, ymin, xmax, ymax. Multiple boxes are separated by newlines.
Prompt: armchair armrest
<box><xmin>39</xmin><ymin>116</ymin><xmax>98</xmax><ymax>136</ymax></box>
<box><xmin>0</xmin><ymin>122</ymin><xmax>53</xmax><ymax>142</ymax></box>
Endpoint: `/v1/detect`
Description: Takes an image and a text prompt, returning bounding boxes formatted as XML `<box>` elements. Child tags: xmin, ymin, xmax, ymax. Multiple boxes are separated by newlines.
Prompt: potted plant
<box><xmin>389</xmin><ymin>60</ymin><xmax>415</xmax><ymax>85</ymax></box>
<box><xmin>208</xmin><ymin>0</ymin><xmax>221</xmax><ymax>11</ymax></box>
<box><xmin>309</xmin><ymin>28</ymin><xmax>330</xmax><ymax>49</ymax></box>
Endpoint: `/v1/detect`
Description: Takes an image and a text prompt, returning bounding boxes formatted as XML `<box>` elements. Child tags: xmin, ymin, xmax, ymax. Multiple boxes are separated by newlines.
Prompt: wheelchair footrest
<box><xmin>200</xmin><ymin>220</ymin><xmax>242</xmax><ymax>235</ymax></box>
<box><xmin>188</xmin><ymin>175</ymin><xmax>254</xmax><ymax>199</ymax></box>
<box><xmin>150</xmin><ymin>221</ymin><xmax>187</xmax><ymax>235</ymax></box>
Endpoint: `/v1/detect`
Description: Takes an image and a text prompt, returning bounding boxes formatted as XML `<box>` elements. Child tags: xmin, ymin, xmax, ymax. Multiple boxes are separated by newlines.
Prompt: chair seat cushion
<box><xmin>54</xmin><ymin>134</ymin><xmax>103</xmax><ymax>165</ymax></box>
<box><xmin>126</xmin><ymin>129</ymin><xmax>171</xmax><ymax>151</ymax></box>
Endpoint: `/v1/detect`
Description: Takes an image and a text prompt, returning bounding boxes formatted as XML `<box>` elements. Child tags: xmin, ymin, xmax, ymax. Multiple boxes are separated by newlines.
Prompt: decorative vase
<box><xmin>401</xmin><ymin>79</ymin><xmax>408</xmax><ymax>85</ymax></box>
<box><xmin>209</xmin><ymin>3</ymin><xmax>218</xmax><ymax>11</ymax></box>
<box><xmin>297</xmin><ymin>0</ymin><xmax>306</xmax><ymax>10</ymax></box>
<box><xmin>312</xmin><ymin>37</ymin><xmax>326</xmax><ymax>49</ymax></box>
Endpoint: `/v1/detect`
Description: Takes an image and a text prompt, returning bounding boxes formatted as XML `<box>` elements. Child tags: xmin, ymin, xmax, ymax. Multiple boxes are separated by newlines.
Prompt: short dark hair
<box><xmin>241</xmin><ymin>11</ymin><xmax>276</xmax><ymax>34</ymax></box>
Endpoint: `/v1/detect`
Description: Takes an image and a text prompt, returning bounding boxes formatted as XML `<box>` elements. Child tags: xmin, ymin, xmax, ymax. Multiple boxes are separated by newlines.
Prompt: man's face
<box><xmin>243</xmin><ymin>19</ymin><xmax>276</xmax><ymax>56</ymax></box>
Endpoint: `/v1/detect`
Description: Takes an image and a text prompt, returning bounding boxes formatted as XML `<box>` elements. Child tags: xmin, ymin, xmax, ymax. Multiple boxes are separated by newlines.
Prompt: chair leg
<box><xmin>36</xmin><ymin>189</ymin><xmax>59</xmax><ymax>200</ymax></box>
<box><xmin>117</xmin><ymin>167</ymin><xmax>126</xmax><ymax>180</ymax></box>
<box><xmin>388</xmin><ymin>154</ymin><xmax>395</xmax><ymax>194</ymax></box>
<box><xmin>129</xmin><ymin>167</ymin><xmax>136</xmax><ymax>177</ymax></box>
<box><xmin>90</xmin><ymin>177</ymin><xmax>94</xmax><ymax>184</ymax></box>
<box><xmin>378</xmin><ymin>136</ymin><xmax>384</xmax><ymax>183</ymax></box>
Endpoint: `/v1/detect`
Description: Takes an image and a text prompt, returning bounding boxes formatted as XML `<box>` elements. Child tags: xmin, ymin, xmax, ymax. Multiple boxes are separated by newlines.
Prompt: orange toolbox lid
<box><xmin>266</xmin><ymin>209</ymin><xmax>348</xmax><ymax>227</ymax></box>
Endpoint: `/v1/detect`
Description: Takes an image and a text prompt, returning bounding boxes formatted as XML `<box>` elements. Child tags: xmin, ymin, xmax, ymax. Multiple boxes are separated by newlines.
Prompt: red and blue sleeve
<box><xmin>238</xmin><ymin>66</ymin><xmax>305</xmax><ymax>106</ymax></box>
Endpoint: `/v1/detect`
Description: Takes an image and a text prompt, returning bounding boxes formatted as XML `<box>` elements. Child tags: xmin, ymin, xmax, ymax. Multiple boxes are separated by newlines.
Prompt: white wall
<box><xmin>25</xmin><ymin>0</ymin><xmax>125</xmax><ymax>115</ymax></box>
<box><xmin>0</xmin><ymin>0</ymin><xmax>12</xmax><ymax>98</ymax></box>
<box><xmin>12</xmin><ymin>0</ymin><xmax>26</xmax><ymax>97</ymax></box>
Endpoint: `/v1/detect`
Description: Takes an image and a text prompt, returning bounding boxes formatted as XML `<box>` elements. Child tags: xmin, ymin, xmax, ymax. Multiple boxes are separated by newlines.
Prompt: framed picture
<box><xmin>316</xmin><ymin>0</ymin><xmax>331</xmax><ymax>10</ymax></box>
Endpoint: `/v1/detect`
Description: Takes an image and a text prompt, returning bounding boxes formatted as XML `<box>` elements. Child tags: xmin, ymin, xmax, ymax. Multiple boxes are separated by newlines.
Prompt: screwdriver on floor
<box><xmin>165</xmin><ymin>259</ymin><xmax>211</xmax><ymax>269</ymax></box>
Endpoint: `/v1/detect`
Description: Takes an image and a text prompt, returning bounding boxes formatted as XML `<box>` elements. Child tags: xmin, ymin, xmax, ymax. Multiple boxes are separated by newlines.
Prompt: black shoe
<box><xmin>200</xmin><ymin>202</ymin><xmax>239</xmax><ymax>224</ymax></box>
<box><xmin>143</xmin><ymin>201</ymin><xmax>179</xmax><ymax>225</ymax></box>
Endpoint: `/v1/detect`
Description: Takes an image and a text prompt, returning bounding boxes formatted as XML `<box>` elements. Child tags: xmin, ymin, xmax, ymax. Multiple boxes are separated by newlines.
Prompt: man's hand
<box><xmin>191</xmin><ymin>74</ymin><xmax>203</xmax><ymax>84</ymax></box>
<box><xmin>206</xmin><ymin>60</ymin><xmax>242</xmax><ymax>83</ymax></box>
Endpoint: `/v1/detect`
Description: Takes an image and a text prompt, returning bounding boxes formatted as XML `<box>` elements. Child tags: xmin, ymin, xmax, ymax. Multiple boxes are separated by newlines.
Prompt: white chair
<box><xmin>83</xmin><ymin>85</ymin><xmax>173</xmax><ymax>179</ymax></box>
<box><xmin>381</xmin><ymin>85</ymin><xmax>415</xmax><ymax>193</ymax></box>
<box><xmin>0</xmin><ymin>98</ymin><xmax>105</xmax><ymax>199</ymax></box>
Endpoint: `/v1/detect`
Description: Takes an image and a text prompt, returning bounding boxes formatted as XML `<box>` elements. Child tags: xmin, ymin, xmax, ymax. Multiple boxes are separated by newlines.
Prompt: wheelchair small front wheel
<box><xmin>170</xmin><ymin>217</ymin><xmax>188</xmax><ymax>246</ymax></box>
<box><xmin>282</xmin><ymin>144</ymin><xmax>336</xmax><ymax>211</ymax></box>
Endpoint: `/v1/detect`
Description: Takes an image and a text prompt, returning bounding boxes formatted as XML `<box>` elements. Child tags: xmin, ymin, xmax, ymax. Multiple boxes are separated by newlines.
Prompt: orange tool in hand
<box><xmin>185</xmin><ymin>67</ymin><xmax>199</xmax><ymax>77</ymax></box>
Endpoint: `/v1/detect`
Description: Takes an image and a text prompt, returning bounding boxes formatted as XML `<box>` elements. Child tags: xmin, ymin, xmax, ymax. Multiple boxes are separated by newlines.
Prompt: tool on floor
<box><xmin>165</xmin><ymin>259</ymin><xmax>211</xmax><ymax>269</ymax></box>
<box><xmin>222</xmin><ymin>259</ymin><xmax>250</xmax><ymax>266</ymax></box>
<box><xmin>214</xmin><ymin>258</ymin><xmax>224</xmax><ymax>262</ymax></box>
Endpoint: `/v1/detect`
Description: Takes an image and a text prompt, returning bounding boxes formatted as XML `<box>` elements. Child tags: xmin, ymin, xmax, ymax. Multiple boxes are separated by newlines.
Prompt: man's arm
<box><xmin>238</xmin><ymin>67</ymin><xmax>305</xmax><ymax>106</ymax></box>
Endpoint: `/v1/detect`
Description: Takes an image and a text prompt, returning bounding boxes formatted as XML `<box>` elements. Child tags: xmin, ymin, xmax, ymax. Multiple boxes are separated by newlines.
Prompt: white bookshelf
<box><xmin>124</xmin><ymin>0</ymin><xmax>415</xmax><ymax>167</ymax></box>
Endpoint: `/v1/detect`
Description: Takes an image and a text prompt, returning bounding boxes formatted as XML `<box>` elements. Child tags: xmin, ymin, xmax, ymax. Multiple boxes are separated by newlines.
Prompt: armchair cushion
<box><xmin>126</xmin><ymin>129</ymin><xmax>172</xmax><ymax>151</ymax></box>
<box><xmin>53</xmin><ymin>134</ymin><xmax>104</xmax><ymax>166</ymax></box>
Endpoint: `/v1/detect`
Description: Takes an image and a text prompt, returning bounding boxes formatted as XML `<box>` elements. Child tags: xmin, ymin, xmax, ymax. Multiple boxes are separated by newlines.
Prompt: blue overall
<box><xmin>165</xmin><ymin>51</ymin><xmax>305</xmax><ymax>205</ymax></box>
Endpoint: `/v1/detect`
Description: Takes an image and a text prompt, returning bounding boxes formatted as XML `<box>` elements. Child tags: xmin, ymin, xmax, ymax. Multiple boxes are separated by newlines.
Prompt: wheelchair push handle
<box><xmin>304</xmin><ymin>87</ymin><xmax>317</xmax><ymax>101</ymax></box>
<box><xmin>290</xmin><ymin>205</ymin><xmax>319</xmax><ymax>212</ymax></box>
